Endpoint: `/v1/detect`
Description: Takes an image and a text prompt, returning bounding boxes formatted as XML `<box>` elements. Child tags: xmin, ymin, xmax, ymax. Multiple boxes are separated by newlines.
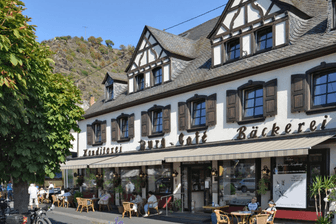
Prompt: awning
<box><xmin>89</xmin><ymin>149</ymin><xmax>193</xmax><ymax>168</ymax></box>
<box><xmin>60</xmin><ymin>157</ymin><xmax>113</xmax><ymax>170</ymax></box>
<box><xmin>165</xmin><ymin>134</ymin><xmax>334</xmax><ymax>163</ymax></box>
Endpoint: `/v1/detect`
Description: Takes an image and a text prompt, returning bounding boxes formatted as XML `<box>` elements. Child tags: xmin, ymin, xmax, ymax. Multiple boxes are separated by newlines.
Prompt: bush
<box><xmin>119</xmin><ymin>44</ymin><xmax>126</xmax><ymax>50</ymax></box>
<box><xmin>98</xmin><ymin>45</ymin><xmax>108</xmax><ymax>54</ymax></box>
<box><xmin>105</xmin><ymin>39</ymin><xmax>114</xmax><ymax>48</ymax></box>
<box><xmin>81</xmin><ymin>70</ymin><xmax>89</xmax><ymax>76</ymax></box>
<box><xmin>88</xmin><ymin>36</ymin><xmax>96</xmax><ymax>44</ymax></box>
<box><xmin>66</xmin><ymin>55</ymin><xmax>74</xmax><ymax>62</ymax></box>
<box><xmin>78</xmin><ymin>43</ymin><xmax>88</xmax><ymax>54</ymax></box>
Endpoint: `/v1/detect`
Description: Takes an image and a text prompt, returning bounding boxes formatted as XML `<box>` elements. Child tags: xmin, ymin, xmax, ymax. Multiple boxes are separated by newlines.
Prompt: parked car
<box><xmin>237</xmin><ymin>178</ymin><xmax>255</xmax><ymax>192</ymax></box>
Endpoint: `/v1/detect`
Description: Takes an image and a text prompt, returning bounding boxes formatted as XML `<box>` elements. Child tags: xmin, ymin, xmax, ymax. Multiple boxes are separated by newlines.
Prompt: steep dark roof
<box><xmin>84</xmin><ymin>0</ymin><xmax>336</xmax><ymax>119</ymax></box>
<box><xmin>101</xmin><ymin>72</ymin><xmax>128</xmax><ymax>84</ymax></box>
<box><xmin>146</xmin><ymin>26</ymin><xmax>197</xmax><ymax>59</ymax></box>
<box><xmin>178</xmin><ymin>17</ymin><xmax>219</xmax><ymax>40</ymax></box>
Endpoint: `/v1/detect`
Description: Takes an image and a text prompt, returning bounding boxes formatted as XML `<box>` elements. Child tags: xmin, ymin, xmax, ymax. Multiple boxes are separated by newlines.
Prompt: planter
<box><xmin>118</xmin><ymin>205</ymin><xmax>124</xmax><ymax>213</ymax></box>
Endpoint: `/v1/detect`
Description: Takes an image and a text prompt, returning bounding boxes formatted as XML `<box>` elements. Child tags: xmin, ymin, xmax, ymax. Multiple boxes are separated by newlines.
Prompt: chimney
<box><xmin>90</xmin><ymin>95</ymin><xmax>95</xmax><ymax>106</ymax></box>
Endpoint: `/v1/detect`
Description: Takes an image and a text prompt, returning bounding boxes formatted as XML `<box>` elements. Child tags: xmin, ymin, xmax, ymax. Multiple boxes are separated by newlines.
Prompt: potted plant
<box><xmin>173</xmin><ymin>199</ymin><xmax>182</xmax><ymax>212</ymax></box>
<box><xmin>114</xmin><ymin>185</ymin><xmax>124</xmax><ymax>213</ymax></box>
<box><xmin>73</xmin><ymin>191</ymin><xmax>83</xmax><ymax>207</ymax></box>
<box><xmin>256</xmin><ymin>177</ymin><xmax>270</xmax><ymax>195</ymax></box>
<box><xmin>76</xmin><ymin>176</ymin><xmax>84</xmax><ymax>187</ymax></box>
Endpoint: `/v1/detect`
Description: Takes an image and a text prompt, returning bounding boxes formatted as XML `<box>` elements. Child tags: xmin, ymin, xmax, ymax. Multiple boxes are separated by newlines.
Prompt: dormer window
<box><xmin>153</xmin><ymin>68</ymin><xmax>162</xmax><ymax>85</ymax></box>
<box><xmin>257</xmin><ymin>28</ymin><xmax>273</xmax><ymax>51</ymax></box>
<box><xmin>136</xmin><ymin>74</ymin><xmax>145</xmax><ymax>91</ymax></box>
<box><xmin>227</xmin><ymin>39</ymin><xmax>240</xmax><ymax>61</ymax></box>
<box><xmin>105</xmin><ymin>76</ymin><xmax>114</xmax><ymax>100</ymax></box>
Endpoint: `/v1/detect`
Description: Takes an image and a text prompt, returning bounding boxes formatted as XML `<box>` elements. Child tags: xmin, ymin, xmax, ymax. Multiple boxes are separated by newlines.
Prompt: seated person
<box><xmin>130</xmin><ymin>192</ymin><xmax>142</xmax><ymax>213</ymax></box>
<box><xmin>98</xmin><ymin>190</ymin><xmax>111</xmax><ymax>205</ymax></box>
<box><xmin>38</xmin><ymin>188</ymin><xmax>46</xmax><ymax>201</ymax></box>
<box><xmin>61</xmin><ymin>189</ymin><xmax>73</xmax><ymax>203</ymax></box>
<box><xmin>143</xmin><ymin>191</ymin><xmax>157</xmax><ymax>217</ymax></box>
<box><xmin>263</xmin><ymin>200</ymin><xmax>277</xmax><ymax>222</ymax></box>
<box><xmin>243</xmin><ymin>196</ymin><xmax>260</xmax><ymax>214</ymax></box>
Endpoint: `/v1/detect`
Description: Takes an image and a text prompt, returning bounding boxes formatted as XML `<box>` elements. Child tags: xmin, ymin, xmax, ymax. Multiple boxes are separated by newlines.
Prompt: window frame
<box><xmin>256</xmin><ymin>27</ymin><xmax>273</xmax><ymax>52</ymax></box>
<box><xmin>89</xmin><ymin>119</ymin><xmax>106</xmax><ymax>146</ymax></box>
<box><xmin>113</xmin><ymin>113</ymin><xmax>134</xmax><ymax>143</ymax></box>
<box><xmin>119</xmin><ymin>117</ymin><xmax>129</xmax><ymax>139</ymax></box>
<box><xmin>226</xmin><ymin>38</ymin><xmax>241</xmax><ymax>61</ymax></box>
<box><xmin>311</xmin><ymin>70</ymin><xmax>336</xmax><ymax>109</ymax></box>
<box><xmin>152</xmin><ymin>67</ymin><xmax>163</xmax><ymax>86</ymax></box>
<box><xmin>135</xmin><ymin>73</ymin><xmax>145</xmax><ymax>92</ymax></box>
<box><xmin>191</xmin><ymin>100</ymin><xmax>206</xmax><ymax>127</ymax></box>
<box><xmin>152</xmin><ymin>110</ymin><xmax>163</xmax><ymax>134</ymax></box>
<box><xmin>242</xmin><ymin>86</ymin><xmax>264</xmax><ymax>119</ymax></box>
<box><xmin>105</xmin><ymin>76</ymin><xmax>114</xmax><ymax>101</ymax></box>
<box><xmin>186</xmin><ymin>95</ymin><xmax>209</xmax><ymax>131</ymax></box>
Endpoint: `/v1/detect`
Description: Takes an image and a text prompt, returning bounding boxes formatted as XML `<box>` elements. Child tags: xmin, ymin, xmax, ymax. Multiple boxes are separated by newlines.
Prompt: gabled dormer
<box><xmin>208</xmin><ymin>0</ymin><xmax>310</xmax><ymax>68</ymax></box>
<box><xmin>102</xmin><ymin>72</ymin><xmax>128</xmax><ymax>102</ymax></box>
<box><xmin>126</xmin><ymin>26</ymin><xmax>197</xmax><ymax>94</ymax></box>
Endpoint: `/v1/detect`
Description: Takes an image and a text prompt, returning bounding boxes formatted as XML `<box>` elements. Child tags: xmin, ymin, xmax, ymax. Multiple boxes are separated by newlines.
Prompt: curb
<box><xmin>50</xmin><ymin>210</ymin><xmax>111</xmax><ymax>224</ymax></box>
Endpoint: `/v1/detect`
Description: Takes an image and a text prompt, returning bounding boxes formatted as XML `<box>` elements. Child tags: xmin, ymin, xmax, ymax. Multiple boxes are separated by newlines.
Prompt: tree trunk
<box><xmin>318</xmin><ymin>189</ymin><xmax>322</xmax><ymax>217</ymax></box>
<box><xmin>315</xmin><ymin>195</ymin><xmax>318</xmax><ymax>217</ymax></box>
<box><xmin>13</xmin><ymin>180</ymin><xmax>29</xmax><ymax>214</ymax></box>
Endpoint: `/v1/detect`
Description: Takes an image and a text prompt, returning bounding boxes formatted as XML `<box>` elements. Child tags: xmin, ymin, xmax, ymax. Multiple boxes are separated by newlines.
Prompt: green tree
<box><xmin>0</xmin><ymin>0</ymin><xmax>84</xmax><ymax>213</ymax></box>
<box><xmin>96</xmin><ymin>37</ymin><xmax>103</xmax><ymax>45</ymax></box>
<box><xmin>88</xmin><ymin>36</ymin><xmax>97</xmax><ymax>44</ymax></box>
<box><xmin>105</xmin><ymin>39</ymin><xmax>114</xmax><ymax>48</ymax></box>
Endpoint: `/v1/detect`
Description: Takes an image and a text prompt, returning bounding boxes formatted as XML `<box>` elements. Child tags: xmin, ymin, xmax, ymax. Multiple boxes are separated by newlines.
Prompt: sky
<box><xmin>23</xmin><ymin>0</ymin><xmax>228</xmax><ymax>48</ymax></box>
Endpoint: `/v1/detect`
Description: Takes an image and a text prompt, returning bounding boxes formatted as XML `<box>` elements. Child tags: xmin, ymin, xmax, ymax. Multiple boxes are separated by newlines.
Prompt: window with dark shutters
<box><xmin>101</xmin><ymin>121</ymin><xmax>107</xmax><ymax>143</ymax></box>
<box><xmin>141</xmin><ymin>111</ymin><xmax>148</xmax><ymax>137</ymax></box>
<box><xmin>263</xmin><ymin>79</ymin><xmax>277</xmax><ymax>117</ymax></box>
<box><xmin>87</xmin><ymin>124</ymin><xmax>93</xmax><ymax>145</ymax></box>
<box><xmin>206</xmin><ymin>94</ymin><xmax>217</xmax><ymax>127</ymax></box>
<box><xmin>128</xmin><ymin>114</ymin><xmax>135</xmax><ymax>139</ymax></box>
<box><xmin>291</xmin><ymin>74</ymin><xmax>307</xmax><ymax>113</ymax></box>
<box><xmin>111</xmin><ymin>119</ymin><xmax>118</xmax><ymax>141</ymax></box>
<box><xmin>163</xmin><ymin>105</ymin><xmax>171</xmax><ymax>133</ymax></box>
<box><xmin>178</xmin><ymin>102</ymin><xmax>187</xmax><ymax>131</ymax></box>
<box><xmin>226</xmin><ymin>90</ymin><xmax>238</xmax><ymax>123</ymax></box>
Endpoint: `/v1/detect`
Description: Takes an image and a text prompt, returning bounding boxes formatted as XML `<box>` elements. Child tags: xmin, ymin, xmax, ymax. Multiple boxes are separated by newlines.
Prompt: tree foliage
<box><xmin>105</xmin><ymin>39</ymin><xmax>114</xmax><ymax>48</ymax></box>
<box><xmin>0</xmin><ymin>0</ymin><xmax>84</xmax><ymax>212</ymax></box>
<box><xmin>88</xmin><ymin>36</ymin><xmax>103</xmax><ymax>45</ymax></box>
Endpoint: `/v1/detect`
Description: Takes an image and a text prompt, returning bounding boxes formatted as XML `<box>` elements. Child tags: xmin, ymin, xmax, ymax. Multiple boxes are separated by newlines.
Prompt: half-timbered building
<box><xmin>62</xmin><ymin>0</ymin><xmax>336</xmax><ymax>220</ymax></box>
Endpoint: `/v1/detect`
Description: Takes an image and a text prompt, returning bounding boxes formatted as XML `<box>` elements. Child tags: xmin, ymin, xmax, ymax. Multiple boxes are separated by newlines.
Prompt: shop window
<box><xmin>291</xmin><ymin>62</ymin><xmax>336</xmax><ymax>114</ymax></box>
<box><xmin>141</xmin><ymin>104</ymin><xmax>170</xmax><ymax>137</ymax></box>
<box><xmin>227</xmin><ymin>39</ymin><xmax>240</xmax><ymax>61</ymax></box>
<box><xmin>256</xmin><ymin>27</ymin><xmax>273</xmax><ymax>52</ymax></box>
<box><xmin>226</xmin><ymin>79</ymin><xmax>277</xmax><ymax>124</ymax></box>
<box><xmin>82</xmin><ymin>168</ymin><xmax>97</xmax><ymax>198</ymax></box>
<box><xmin>111</xmin><ymin>113</ymin><xmax>134</xmax><ymax>142</ymax></box>
<box><xmin>153</xmin><ymin>68</ymin><xmax>162</xmax><ymax>86</ymax></box>
<box><xmin>120</xmin><ymin>168</ymin><xmax>141</xmax><ymax>200</ymax></box>
<box><xmin>147</xmin><ymin>164</ymin><xmax>172</xmax><ymax>194</ymax></box>
<box><xmin>218</xmin><ymin>159</ymin><xmax>256</xmax><ymax>207</ymax></box>
<box><xmin>178</xmin><ymin>94</ymin><xmax>216</xmax><ymax>132</ymax></box>
<box><xmin>87</xmin><ymin>120</ymin><xmax>106</xmax><ymax>146</ymax></box>
<box><xmin>102</xmin><ymin>168</ymin><xmax>116</xmax><ymax>195</ymax></box>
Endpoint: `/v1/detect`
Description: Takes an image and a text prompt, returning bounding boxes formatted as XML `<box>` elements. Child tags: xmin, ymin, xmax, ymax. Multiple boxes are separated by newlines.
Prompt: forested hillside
<box><xmin>42</xmin><ymin>36</ymin><xmax>134</xmax><ymax>105</ymax></box>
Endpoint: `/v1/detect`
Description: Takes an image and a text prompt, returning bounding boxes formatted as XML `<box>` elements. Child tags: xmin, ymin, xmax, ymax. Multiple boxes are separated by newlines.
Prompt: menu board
<box><xmin>273</xmin><ymin>173</ymin><xmax>306</xmax><ymax>208</ymax></box>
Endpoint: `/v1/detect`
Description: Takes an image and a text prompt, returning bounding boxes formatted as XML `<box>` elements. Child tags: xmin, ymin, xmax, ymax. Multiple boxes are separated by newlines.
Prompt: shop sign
<box><xmin>83</xmin><ymin>146</ymin><xmax>122</xmax><ymax>157</ymax></box>
<box><xmin>236</xmin><ymin>115</ymin><xmax>328</xmax><ymax>140</ymax></box>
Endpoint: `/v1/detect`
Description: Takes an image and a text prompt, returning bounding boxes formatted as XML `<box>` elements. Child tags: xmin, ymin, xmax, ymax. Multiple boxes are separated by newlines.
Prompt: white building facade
<box><xmin>62</xmin><ymin>0</ymin><xmax>336</xmax><ymax>220</ymax></box>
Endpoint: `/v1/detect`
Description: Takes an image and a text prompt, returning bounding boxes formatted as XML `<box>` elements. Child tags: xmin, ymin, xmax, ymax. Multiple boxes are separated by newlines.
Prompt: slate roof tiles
<box><xmin>84</xmin><ymin>0</ymin><xmax>336</xmax><ymax>118</ymax></box>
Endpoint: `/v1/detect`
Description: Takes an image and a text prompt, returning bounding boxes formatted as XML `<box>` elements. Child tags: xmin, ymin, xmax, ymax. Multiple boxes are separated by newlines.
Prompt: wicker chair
<box><xmin>214</xmin><ymin>210</ymin><xmax>232</xmax><ymax>224</ymax></box>
<box><xmin>249</xmin><ymin>214</ymin><xmax>269</xmax><ymax>224</ymax></box>
<box><xmin>51</xmin><ymin>195</ymin><xmax>61</xmax><ymax>207</ymax></box>
<box><xmin>266</xmin><ymin>210</ymin><xmax>276</xmax><ymax>224</ymax></box>
<box><xmin>63</xmin><ymin>196</ymin><xmax>74</xmax><ymax>208</ymax></box>
<box><xmin>122</xmin><ymin>202</ymin><xmax>137</xmax><ymax>218</ymax></box>
<box><xmin>98</xmin><ymin>194</ymin><xmax>111</xmax><ymax>211</ymax></box>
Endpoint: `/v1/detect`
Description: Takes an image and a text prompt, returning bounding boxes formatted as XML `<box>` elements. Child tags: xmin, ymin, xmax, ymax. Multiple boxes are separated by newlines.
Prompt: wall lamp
<box><xmin>172</xmin><ymin>170</ymin><xmax>179</xmax><ymax>177</ymax></box>
<box><xmin>262</xmin><ymin>165</ymin><xmax>271</xmax><ymax>177</ymax></box>
<box><xmin>95</xmin><ymin>173</ymin><xmax>103</xmax><ymax>178</ymax></box>
<box><xmin>139</xmin><ymin>171</ymin><xmax>147</xmax><ymax>178</ymax></box>
<box><xmin>211</xmin><ymin>168</ymin><xmax>218</xmax><ymax>176</ymax></box>
<box><xmin>113</xmin><ymin>173</ymin><xmax>119</xmax><ymax>178</ymax></box>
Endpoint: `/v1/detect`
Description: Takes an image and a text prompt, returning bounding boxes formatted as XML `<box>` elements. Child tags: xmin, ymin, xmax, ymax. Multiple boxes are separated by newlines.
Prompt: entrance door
<box><xmin>181</xmin><ymin>164</ymin><xmax>212</xmax><ymax>211</ymax></box>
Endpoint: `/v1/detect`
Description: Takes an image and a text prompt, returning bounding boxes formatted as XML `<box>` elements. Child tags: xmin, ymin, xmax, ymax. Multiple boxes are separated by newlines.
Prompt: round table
<box><xmin>230</xmin><ymin>211</ymin><xmax>252</xmax><ymax>224</ymax></box>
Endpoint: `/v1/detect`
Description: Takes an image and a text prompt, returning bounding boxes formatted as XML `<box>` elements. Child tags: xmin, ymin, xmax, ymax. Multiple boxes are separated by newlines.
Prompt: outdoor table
<box><xmin>230</xmin><ymin>211</ymin><xmax>252</xmax><ymax>224</ymax></box>
<box><xmin>203</xmin><ymin>205</ymin><xmax>229</xmax><ymax>212</ymax></box>
<box><xmin>87</xmin><ymin>197</ymin><xmax>99</xmax><ymax>210</ymax></box>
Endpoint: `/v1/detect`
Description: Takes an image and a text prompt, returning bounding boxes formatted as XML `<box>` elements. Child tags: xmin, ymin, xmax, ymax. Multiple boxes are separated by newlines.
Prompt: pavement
<box><xmin>45</xmin><ymin>205</ymin><xmax>316</xmax><ymax>224</ymax></box>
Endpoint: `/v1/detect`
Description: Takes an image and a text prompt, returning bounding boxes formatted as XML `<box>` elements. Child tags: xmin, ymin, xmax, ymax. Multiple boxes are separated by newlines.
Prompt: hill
<box><xmin>42</xmin><ymin>36</ymin><xmax>134</xmax><ymax>106</ymax></box>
